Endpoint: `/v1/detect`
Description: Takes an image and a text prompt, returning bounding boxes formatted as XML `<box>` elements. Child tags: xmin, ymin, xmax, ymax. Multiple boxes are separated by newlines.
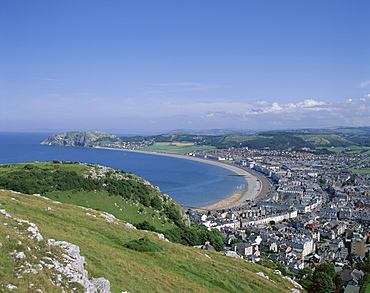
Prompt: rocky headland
<box><xmin>41</xmin><ymin>131</ymin><xmax>118</xmax><ymax>147</ymax></box>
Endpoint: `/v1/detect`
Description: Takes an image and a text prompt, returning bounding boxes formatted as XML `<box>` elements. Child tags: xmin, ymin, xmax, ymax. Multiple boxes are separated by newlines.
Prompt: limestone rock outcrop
<box><xmin>1</xmin><ymin>208</ymin><xmax>111</xmax><ymax>292</ymax></box>
<box><xmin>41</xmin><ymin>131</ymin><xmax>117</xmax><ymax>147</ymax></box>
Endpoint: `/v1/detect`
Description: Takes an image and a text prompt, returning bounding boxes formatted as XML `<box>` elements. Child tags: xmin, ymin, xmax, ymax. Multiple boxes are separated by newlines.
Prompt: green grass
<box><xmin>0</xmin><ymin>160</ymin><xmax>88</xmax><ymax>176</ymax></box>
<box><xmin>44</xmin><ymin>189</ymin><xmax>174</xmax><ymax>230</ymax></box>
<box><xmin>0</xmin><ymin>190</ymin><xmax>297</xmax><ymax>293</ymax></box>
<box><xmin>0</xmin><ymin>161</ymin><xmax>182</xmax><ymax>231</ymax></box>
<box><xmin>364</xmin><ymin>282</ymin><xmax>370</xmax><ymax>293</ymax></box>
<box><xmin>144</xmin><ymin>142</ymin><xmax>216</xmax><ymax>154</ymax></box>
<box><xmin>315</xmin><ymin>145</ymin><xmax>370</xmax><ymax>154</ymax></box>
<box><xmin>350</xmin><ymin>169</ymin><xmax>370</xmax><ymax>174</ymax></box>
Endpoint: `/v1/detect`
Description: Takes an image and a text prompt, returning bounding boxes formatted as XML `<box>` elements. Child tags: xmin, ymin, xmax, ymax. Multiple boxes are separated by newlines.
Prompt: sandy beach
<box><xmin>94</xmin><ymin>147</ymin><xmax>270</xmax><ymax>210</ymax></box>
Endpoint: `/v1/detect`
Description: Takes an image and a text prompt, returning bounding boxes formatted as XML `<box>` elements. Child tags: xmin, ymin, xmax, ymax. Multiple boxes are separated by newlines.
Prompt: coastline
<box><xmin>94</xmin><ymin>146</ymin><xmax>270</xmax><ymax>210</ymax></box>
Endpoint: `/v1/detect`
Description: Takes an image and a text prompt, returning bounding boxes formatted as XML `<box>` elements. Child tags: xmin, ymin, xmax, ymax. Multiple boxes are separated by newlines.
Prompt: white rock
<box><xmin>15</xmin><ymin>252</ymin><xmax>26</xmax><ymax>259</ymax></box>
<box><xmin>100</xmin><ymin>212</ymin><xmax>118</xmax><ymax>223</ymax></box>
<box><xmin>35</xmin><ymin>263</ymin><xmax>43</xmax><ymax>270</ymax></box>
<box><xmin>283</xmin><ymin>276</ymin><xmax>303</xmax><ymax>289</ymax></box>
<box><xmin>23</xmin><ymin>268</ymin><xmax>38</xmax><ymax>274</ymax></box>
<box><xmin>27</xmin><ymin>224</ymin><xmax>44</xmax><ymax>241</ymax></box>
<box><xmin>48</xmin><ymin>239</ymin><xmax>111</xmax><ymax>292</ymax></box>
<box><xmin>0</xmin><ymin>209</ymin><xmax>11</xmax><ymax>218</ymax></box>
<box><xmin>125</xmin><ymin>222</ymin><xmax>137</xmax><ymax>229</ymax></box>
<box><xmin>157</xmin><ymin>233</ymin><xmax>169</xmax><ymax>242</ymax></box>
<box><xmin>255</xmin><ymin>272</ymin><xmax>274</xmax><ymax>282</ymax></box>
<box><xmin>90</xmin><ymin>277</ymin><xmax>111</xmax><ymax>293</ymax></box>
<box><xmin>6</xmin><ymin>284</ymin><xmax>18</xmax><ymax>291</ymax></box>
<box><xmin>2</xmin><ymin>208</ymin><xmax>111</xmax><ymax>292</ymax></box>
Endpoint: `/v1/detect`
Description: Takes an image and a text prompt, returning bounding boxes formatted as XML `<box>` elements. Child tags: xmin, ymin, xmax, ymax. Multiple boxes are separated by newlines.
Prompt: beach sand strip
<box><xmin>94</xmin><ymin>147</ymin><xmax>269</xmax><ymax>210</ymax></box>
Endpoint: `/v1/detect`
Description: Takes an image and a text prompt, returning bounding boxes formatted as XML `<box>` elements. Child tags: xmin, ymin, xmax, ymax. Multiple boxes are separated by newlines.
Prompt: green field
<box><xmin>0</xmin><ymin>190</ymin><xmax>297</xmax><ymax>293</ymax></box>
<box><xmin>144</xmin><ymin>142</ymin><xmax>217</xmax><ymax>154</ymax></box>
<box><xmin>350</xmin><ymin>169</ymin><xmax>370</xmax><ymax>174</ymax></box>
<box><xmin>316</xmin><ymin>145</ymin><xmax>370</xmax><ymax>154</ymax></box>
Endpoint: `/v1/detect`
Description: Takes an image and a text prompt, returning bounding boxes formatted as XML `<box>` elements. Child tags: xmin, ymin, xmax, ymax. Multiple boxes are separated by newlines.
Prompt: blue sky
<box><xmin>1</xmin><ymin>0</ymin><xmax>369</xmax><ymax>133</ymax></box>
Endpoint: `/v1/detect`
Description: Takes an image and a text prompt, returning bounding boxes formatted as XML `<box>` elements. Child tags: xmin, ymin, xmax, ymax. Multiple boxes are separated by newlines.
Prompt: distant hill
<box><xmin>283</xmin><ymin>126</ymin><xmax>370</xmax><ymax>145</ymax></box>
<box><xmin>288</xmin><ymin>126</ymin><xmax>370</xmax><ymax>135</ymax></box>
<box><xmin>169</xmin><ymin>128</ymin><xmax>261</xmax><ymax>135</ymax></box>
<box><xmin>120</xmin><ymin>131</ymin><xmax>354</xmax><ymax>150</ymax></box>
<box><xmin>42</xmin><ymin>129</ymin><xmax>358</xmax><ymax>151</ymax></box>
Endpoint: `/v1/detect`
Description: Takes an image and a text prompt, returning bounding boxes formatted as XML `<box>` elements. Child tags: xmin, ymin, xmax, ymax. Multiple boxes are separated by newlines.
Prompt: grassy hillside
<box><xmin>0</xmin><ymin>161</ymin><xmax>182</xmax><ymax>231</ymax></box>
<box><xmin>0</xmin><ymin>162</ymin><xmax>231</xmax><ymax>253</ymax></box>
<box><xmin>0</xmin><ymin>190</ymin><xmax>298</xmax><ymax>292</ymax></box>
<box><xmin>316</xmin><ymin>145</ymin><xmax>370</xmax><ymax>155</ymax></box>
<box><xmin>122</xmin><ymin>131</ymin><xmax>354</xmax><ymax>151</ymax></box>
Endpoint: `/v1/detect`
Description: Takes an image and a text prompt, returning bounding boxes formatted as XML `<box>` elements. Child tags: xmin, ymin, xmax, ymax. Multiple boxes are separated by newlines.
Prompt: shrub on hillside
<box><xmin>124</xmin><ymin>236</ymin><xmax>164</xmax><ymax>252</ymax></box>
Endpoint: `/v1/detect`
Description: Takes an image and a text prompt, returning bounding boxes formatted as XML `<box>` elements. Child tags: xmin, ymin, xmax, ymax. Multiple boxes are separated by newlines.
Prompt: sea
<box><xmin>0</xmin><ymin>132</ymin><xmax>247</xmax><ymax>207</ymax></box>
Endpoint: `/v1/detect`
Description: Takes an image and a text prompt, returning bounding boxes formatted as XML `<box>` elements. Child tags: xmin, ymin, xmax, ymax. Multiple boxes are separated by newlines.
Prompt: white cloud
<box><xmin>15</xmin><ymin>93</ymin><xmax>368</xmax><ymax>132</ymax></box>
<box><xmin>194</xmin><ymin>98</ymin><xmax>370</xmax><ymax>129</ymax></box>
<box><xmin>243</xmin><ymin>99</ymin><xmax>329</xmax><ymax>115</ymax></box>
<box><xmin>296</xmin><ymin>99</ymin><xmax>326</xmax><ymax>108</ymax></box>
<box><xmin>358</xmin><ymin>80</ymin><xmax>370</xmax><ymax>88</ymax></box>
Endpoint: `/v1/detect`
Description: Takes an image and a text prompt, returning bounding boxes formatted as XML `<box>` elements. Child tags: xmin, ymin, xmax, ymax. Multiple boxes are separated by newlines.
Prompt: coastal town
<box><xmin>180</xmin><ymin>147</ymin><xmax>370</xmax><ymax>292</ymax></box>
<box><xmin>94</xmin><ymin>133</ymin><xmax>370</xmax><ymax>291</ymax></box>
<box><xmin>40</xmin><ymin>130</ymin><xmax>370</xmax><ymax>291</ymax></box>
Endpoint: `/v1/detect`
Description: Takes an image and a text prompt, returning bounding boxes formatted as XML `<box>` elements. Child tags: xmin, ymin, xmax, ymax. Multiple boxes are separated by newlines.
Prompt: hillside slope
<box><xmin>0</xmin><ymin>190</ymin><xmax>300</xmax><ymax>292</ymax></box>
<box><xmin>0</xmin><ymin>161</ymin><xmax>183</xmax><ymax>231</ymax></box>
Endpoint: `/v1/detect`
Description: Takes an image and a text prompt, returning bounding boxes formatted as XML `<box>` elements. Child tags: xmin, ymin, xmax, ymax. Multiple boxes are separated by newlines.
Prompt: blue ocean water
<box><xmin>0</xmin><ymin>132</ymin><xmax>246</xmax><ymax>207</ymax></box>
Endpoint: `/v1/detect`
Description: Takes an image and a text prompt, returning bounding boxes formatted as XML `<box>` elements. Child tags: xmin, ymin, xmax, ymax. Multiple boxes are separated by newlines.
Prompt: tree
<box><xmin>309</xmin><ymin>271</ymin><xmax>334</xmax><ymax>293</ymax></box>
<box><xmin>136</xmin><ymin>221</ymin><xmax>158</xmax><ymax>232</ymax></box>
<box><xmin>150</xmin><ymin>196</ymin><xmax>162</xmax><ymax>210</ymax></box>
<box><xmin>208</xmin><ymin>229</ymin><xmax>225</xmax><ymax>251</ymax></box>
<box><xmin>298</xmin><ymin>267</ymin><xmax>312</xmax><ymax>279</ymax></box>
<box><xmin>314</xmin><ymin>262</ymin><xmax>336</xmax><ymax>279</ymax></box>
<box><xmin>347</xmin><ymin>252</ymin><xmax>357</xmax><ymax>266</ymax></box>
